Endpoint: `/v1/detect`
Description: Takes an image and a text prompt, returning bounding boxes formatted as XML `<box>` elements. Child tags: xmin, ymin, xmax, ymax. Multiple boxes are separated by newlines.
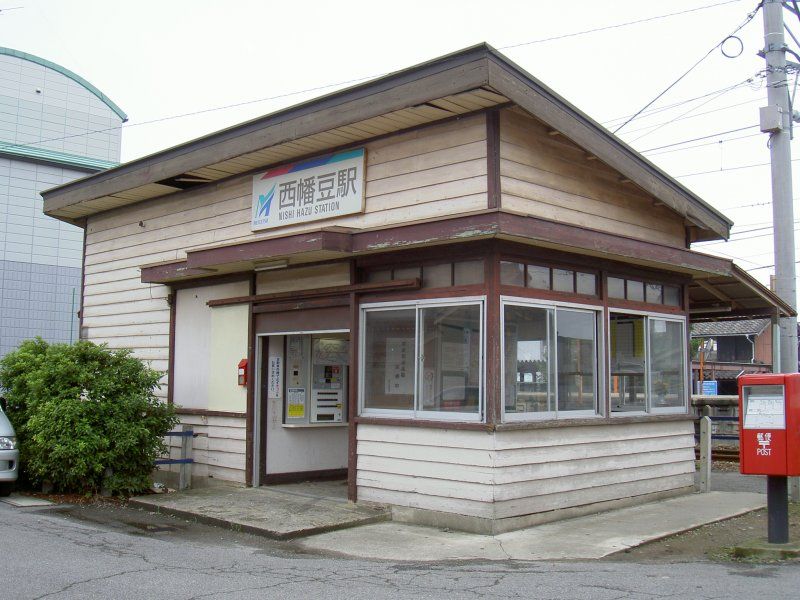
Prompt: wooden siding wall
<box><xmin>81</xmin><ymin>114</ymin><xmax>488</xmax><ymax>399</ymax></box>
<box><xmin>164</xmin><ymin>414</ymin><xmax>246</xmax><ymax>484</ymax></box>
<box><xmin>357</xmin><ymin>420</ymin><xmax>695</xmax><ymax>520</ymax></box>
<box><xmin>498</xmin><ymin>108</ymin><xmax>686</xmax><ymax>247</ymax></box>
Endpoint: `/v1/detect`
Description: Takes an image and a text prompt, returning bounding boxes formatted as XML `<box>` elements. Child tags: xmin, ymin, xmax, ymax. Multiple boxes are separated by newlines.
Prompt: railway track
<box><xmin>695</xmin><ymin>448</ymin><xmax>740</xmax><ymax>462</ymax></box>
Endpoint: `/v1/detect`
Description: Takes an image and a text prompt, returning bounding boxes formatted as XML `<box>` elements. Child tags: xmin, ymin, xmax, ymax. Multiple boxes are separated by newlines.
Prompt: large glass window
<box><xmin>610</xmin><ymin>312</ymin><xmax>687</xmax><ymax>413</ymax></box>
<box><xmin>361</xmin><ymin>300</ymin><xmax>483</xmax><ymax>420</ymax></box>
<box><xmin>503</xmin><ymin>302</ymin><xmax>599</xmax><ymax>419</ymax></box>
<box><xmin>362</xmin><ymin>309</ymin><xmax>416</xmax><ymax>411</ymax></box>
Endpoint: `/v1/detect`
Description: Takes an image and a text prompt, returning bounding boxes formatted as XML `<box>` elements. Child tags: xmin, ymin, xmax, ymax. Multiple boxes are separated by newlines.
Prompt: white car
<box><xmin>0</xmin><ymin>402</ymin><xmax>18</xmax><ymax>496</ymax></box>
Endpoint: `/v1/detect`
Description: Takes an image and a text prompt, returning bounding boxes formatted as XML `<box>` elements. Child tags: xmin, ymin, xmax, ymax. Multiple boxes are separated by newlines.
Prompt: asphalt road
<box><xmin>2</xmin><ymin>501</ymin><xmax>799</xmax><ymax>600</ymax></box>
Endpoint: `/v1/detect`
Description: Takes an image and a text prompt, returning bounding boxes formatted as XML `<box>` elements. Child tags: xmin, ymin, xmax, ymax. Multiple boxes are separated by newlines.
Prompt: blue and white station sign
<box><xmin>251</xmin><ymin>148</ymin><xmax>366</xmax><ymax>231</ymax></box>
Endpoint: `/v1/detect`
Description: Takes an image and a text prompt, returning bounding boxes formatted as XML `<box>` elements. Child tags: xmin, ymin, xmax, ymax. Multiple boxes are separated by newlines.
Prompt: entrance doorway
<box><xmin>255</xmin><ymin>330</ymin><xmax>350</xmax><ymax>485</ymax></box>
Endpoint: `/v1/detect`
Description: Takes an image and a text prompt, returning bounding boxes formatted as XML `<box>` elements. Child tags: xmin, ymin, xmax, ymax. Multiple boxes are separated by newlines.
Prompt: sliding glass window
<box><xmin>609</xmin><ymin>312</ymin><xmax>687</xmax><ymax>414</ymax></box>
<box><xmin>502</xmin><ymin>300</ymin><xmax>600</xmax><ymax>420</ymax></box>
<box><xmin>360</xmin><ymin>299</ymin><xmax>484</xmax><ymax>421</ymax></box>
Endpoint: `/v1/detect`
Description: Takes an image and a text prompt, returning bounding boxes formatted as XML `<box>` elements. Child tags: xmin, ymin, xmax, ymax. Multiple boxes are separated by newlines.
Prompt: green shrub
<box><xmin>0</xmin><ymin>339</ymin><xmax>177</xmax><ymax>496</ymax></box>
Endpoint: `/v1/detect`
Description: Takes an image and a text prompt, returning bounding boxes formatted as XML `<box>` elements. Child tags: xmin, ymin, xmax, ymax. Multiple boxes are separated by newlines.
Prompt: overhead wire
<box><xmin>613</xmin><ymin>1</ymin><xmax>763</xmax><ymax>133</ymax></box>
<box><xmin>498</xmin><ymin>0</ymin><xmax>746</xmax><ymax>51</ymax></box>
<box><xmin>9</xmin><ymin>1</ymin><xmax>753</xmax><ymax>152</ymax></box>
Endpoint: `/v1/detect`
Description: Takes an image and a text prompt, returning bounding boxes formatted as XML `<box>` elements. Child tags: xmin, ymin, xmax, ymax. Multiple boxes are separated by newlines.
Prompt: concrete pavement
<box><xmin>131</xmin><ymin>481</ymin><xmax>766</xmax><ymax>561</ymax></box>
<box><xmin>297</xmin><ymin>491</ymin><xmax>767</xmax><ymax>561</ymax></box>
<box><xmin>130</xmin><ymin>480</ymin><xmax>390</xmax><ymax>540</ymax></box>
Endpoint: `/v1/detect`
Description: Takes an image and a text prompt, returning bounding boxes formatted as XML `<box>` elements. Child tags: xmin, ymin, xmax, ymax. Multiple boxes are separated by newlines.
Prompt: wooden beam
<box><xmin>695</xmin><ymin>279</ymin><xmax>740</xmax><ymax>308</ymax></box>
<box><xmin>208</xmin><ymin>278</ymin><xmax>421</xmax><ymax>307</ymax></box>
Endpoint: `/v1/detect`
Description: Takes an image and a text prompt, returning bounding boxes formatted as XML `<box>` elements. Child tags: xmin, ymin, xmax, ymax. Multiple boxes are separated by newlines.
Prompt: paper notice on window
<box><xmin>287</xmin><ymin>387</ymin><xmax>306</xmax><ymax>419</ymax></box>
<box><xmin>385</xmin><ymin>338</ymin><xmax>413</xmax><ymax>396</ymax></box>
<box><xmin>744</xmin><ymin>393</ymin><xmax>785</xmax><ymax>430</ymax></box>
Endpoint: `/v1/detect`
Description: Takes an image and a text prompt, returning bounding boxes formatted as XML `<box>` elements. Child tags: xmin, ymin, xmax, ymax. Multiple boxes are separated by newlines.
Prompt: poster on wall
<box><xmin>251</xmin><ymin>148</ymin><xmax>366</xmax><ymax>231</ymax></box>
<box><xmin>385</xmin><ymin>337</ymin><xmax>413</xmax><ymax>396</ymax></box>
<box><xmin>268</xmin><ymin>356</ymin><xmax>281</xmax><ymax>399</ymax></box>
<box><xmin>287</xmin><ymin>387</ymin><xmax>306</xmax><ymax>419</ymax></box>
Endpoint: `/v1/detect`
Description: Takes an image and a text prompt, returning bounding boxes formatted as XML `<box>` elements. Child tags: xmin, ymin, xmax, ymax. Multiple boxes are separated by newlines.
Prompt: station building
<box><xmin>41</xmin><ymin>45</ymin><xmax>792</xmax><ymax>533</ymax></box>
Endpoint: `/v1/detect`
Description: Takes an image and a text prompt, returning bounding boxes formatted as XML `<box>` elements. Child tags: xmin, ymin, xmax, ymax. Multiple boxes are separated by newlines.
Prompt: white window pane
<box><xmin>422</xmin><ymin>263</ymin><xmax>452</xmax><ymax>288</ymax></box>
<box><xmin>627</xmin><ymin>280</ymin><xmax>644</xmax><ymax>302</ymax></box>
<box><xmin>454</xmin><ymin>260</ymin><xmax>484</xmax><ymax>285</ymax></box>
<box><xmin>649</xmin><ymin>319</ymin><xmax>686</xmax><ymax>408</ymax></box>
<box><xmin>504</xmin><ymin>305</ymin><xmax>553</xmax><ymax>414</ymax></box>
<box><xmin>366</xmin><ymin>269</ymin><xmax>391</xmax><ymax>283</ymax></box>
<box><xmin>527</xmin><ymin>265</ymin><xmax>550</xmax><ymax>290</ymax></box>
<box><xmin>394</xmin><ymin>266</ymin><xmax>421</xmax><ymax>280</ymax></box>
<box><xmin>556</xmin><ymin>309</ymin><xmax>597</xmax><ymax>412</ymax></box>
<box><xmin>553</xmin><ymin>269</ymin><xmax>574</xmax><ymax>293</ymax></box>
<box><xmin>608</xmin><ymin>277</ymin><xmax>625</xmax><ymax>299</ymax></box>
<box><xmin>646</xmin><ymin>283</ymin><xmax>662</xmax><ymax>304</ymax></box>
<box><xmin>419</xmin><ymin>305</ymin><xmax>481</xmax><ymax>414</ymax></box>
<box><xmin>576</xmin><ymin>272</ymin><xmax>596</xmax><ymax>295</ymax></box>
<box><xmin>664</xmin><ymin>285</ymin><xmax>681</xmax><ymax>307</ymax></box>
<box><xmin>500</xmin><ymin>261</ymin><xmax>524</xmax><ymax>286</ymax></box>
<box><xmin>610</xmin><ymin>314</ymin><xmax>646</xmax><ymax>412</ymax></box>
<box><xmin>363</xmin><ymin>310</ymin><xmax>415</xmax><ymax>410</ymax></box>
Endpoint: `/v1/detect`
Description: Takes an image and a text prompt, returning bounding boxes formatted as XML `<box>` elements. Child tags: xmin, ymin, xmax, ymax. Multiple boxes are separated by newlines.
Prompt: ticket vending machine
<box><xmin>738</xmin><ymin>373</ymin><xmax>800</xmax><ymax>476</ymax></box>
<box><xmin>284</xmin><ymin>334</ymin><xmax>348</xmax><ymax>425</ymax></box>
<box><xmin>311</xmin><ymin>363</ymin><xmax>346</xmax><ymax>423</ymax></box>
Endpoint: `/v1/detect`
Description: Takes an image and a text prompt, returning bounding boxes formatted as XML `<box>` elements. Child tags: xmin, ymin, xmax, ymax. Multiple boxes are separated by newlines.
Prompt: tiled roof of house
<box><xmin>691</xmin><ymin>318</ymin><xmax>770</xmax><ymax>338</ymax></box>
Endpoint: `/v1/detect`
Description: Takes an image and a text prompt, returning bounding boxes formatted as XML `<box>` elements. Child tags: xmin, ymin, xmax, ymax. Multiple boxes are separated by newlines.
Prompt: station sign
<box><xmin>251</xmin><ymin>148</ymin><xmax>366</xmax><ymax>231</ymax></box>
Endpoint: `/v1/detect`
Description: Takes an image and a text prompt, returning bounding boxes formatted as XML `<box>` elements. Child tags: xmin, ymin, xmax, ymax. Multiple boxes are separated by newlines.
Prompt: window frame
<box><xmin>500</xmin><ymin>295</ymin><xmax>604</xmax><ymax>422</ymax></box>
<box><xmin>607</xmin><ymin>308</ymin><xmax>689</xmax><ymax>416</ymax></box>
<box><xmin>358</xmin><ymin>296</ymin><xmax>486</xmax><ymax>422</ymax></box>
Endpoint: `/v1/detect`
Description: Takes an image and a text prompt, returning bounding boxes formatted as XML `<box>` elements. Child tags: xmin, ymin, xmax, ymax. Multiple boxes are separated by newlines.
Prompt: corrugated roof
<box><xmin>691</xmin><ymin>318</ymin><xmax>771</xmax><ymax>337</ymax></box>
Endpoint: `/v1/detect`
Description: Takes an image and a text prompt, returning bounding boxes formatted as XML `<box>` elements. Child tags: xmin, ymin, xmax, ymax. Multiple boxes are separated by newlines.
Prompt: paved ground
<box><xmin>296</xmin><ymin>492</ymin><xmax>766</xmax><ymax>561</ymax></box>
<box><xmin>130</xmin><ymin>480</ymin><xmax>389</xmax><ymax>539</ymax></box>
<box><xmin>3</xmin><ymin>501</ymin><xmax>800</xmax><ymax>600</ymax></box>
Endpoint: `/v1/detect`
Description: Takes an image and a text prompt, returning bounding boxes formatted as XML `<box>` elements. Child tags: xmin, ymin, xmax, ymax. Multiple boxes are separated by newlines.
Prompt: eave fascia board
<box><xmin>41</xmin><ymin>46</ymin><xmax>493</xmax><ymax>215</ymax></box>
<box><xmin>484</xmin><ymin>50</ymin><xmax>732</xmax><ymax>241</ymax></box>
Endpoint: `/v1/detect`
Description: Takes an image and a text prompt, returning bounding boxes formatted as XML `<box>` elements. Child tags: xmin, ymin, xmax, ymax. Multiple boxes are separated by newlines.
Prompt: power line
<box><xmin>613</xmin><ymin>1</ymin><xmax>762</xmax><ymax>133</ymax></box>
<box><xmin>697</xmin><ymin>225</ymin><xmax>800</xmax><ymax>245</ymax></box>
<box><xmin>498</xmin><ymin>0</ymin><xmax>746</xmax><ymax>51</ymax></box>
<box><xmin>643</xmin><ymin>131</ymin><xmax>761</xmax><ymax>156</ymax></box>
<box><xmin>601</xmin><ymin>78</ymin><xmax>758</xmax><ymax>125</ymax></box>
<box><xmin>676</xmin><ymin>157</ymin><xmax>800</xmax><ymax>177</ymax></box>
<box><xmin>620</xmin><ymin>98</ymin><xmax>762</xmax><ymax>135</ymax></box>
<box><xmin>639</xmin><ymin>125</ymin><xmax>758</xmax><ymax>152</ymax></box>
<box><xmin>628</xmin><ymin>80</ymin><xmax>748</xmax><ymax>143</ymax></box>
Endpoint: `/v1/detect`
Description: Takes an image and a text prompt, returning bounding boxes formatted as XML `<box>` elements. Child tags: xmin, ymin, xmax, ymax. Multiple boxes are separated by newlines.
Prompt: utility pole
<box><xmin>760</xmin><ymin>0</ymin><xmax>797</xmax><ymax>544</ymax></box>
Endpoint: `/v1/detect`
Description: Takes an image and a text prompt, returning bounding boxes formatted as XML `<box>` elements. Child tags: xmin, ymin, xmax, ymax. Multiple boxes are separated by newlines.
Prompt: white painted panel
<box><xmin>173</xmin><ymin>281</ymin><xmax>249</xmax><ymax>410</ymax></box>
<box><xmin>208</xmin><ymin>304</ymin><xmax>249</xmax><ymax>412</ymax></box>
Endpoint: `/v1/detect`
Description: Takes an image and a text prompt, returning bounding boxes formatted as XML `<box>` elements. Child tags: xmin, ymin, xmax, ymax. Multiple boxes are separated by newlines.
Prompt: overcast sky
<box><xmin>1</xmin><ymin>0</ymin><xmax>798</xmax><ymax>294</ymax></box>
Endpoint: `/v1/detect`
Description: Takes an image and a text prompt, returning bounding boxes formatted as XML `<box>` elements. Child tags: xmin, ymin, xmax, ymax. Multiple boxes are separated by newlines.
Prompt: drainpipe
<box><xmin>746</xmin><ymin>334</ymin><xmax>756</xmax><ymax>364</ymax></box>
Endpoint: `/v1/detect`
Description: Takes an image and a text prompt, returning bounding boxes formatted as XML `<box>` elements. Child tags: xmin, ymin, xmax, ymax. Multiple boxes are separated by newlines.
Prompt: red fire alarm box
<box><xmin>738</xmin><ymin>373</ymin><xmax>800</xmax><ymax>476</ymax></box>
<box><xmin>237</xmin><ymin>358</ymin><xmax>248</xmax><ymax>386</ymax></box>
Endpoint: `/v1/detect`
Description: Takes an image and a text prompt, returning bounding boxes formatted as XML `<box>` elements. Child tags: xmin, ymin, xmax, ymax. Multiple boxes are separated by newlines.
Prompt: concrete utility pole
<box><xmin>763</xmin><ymin>0</ymin><xmax>798</xmax><ymax>373</ymax></box>
<box><xmin>760</xmin><ymin>0</ymin><xmax>797</xmax><ymax>544</ymax></box>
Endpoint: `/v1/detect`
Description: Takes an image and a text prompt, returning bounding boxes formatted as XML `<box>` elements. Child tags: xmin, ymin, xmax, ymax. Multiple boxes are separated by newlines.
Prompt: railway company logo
<box><xmin>254</xmin><ymin>184</ymin><xmax>276</xmax><ymax>223</ymax></box>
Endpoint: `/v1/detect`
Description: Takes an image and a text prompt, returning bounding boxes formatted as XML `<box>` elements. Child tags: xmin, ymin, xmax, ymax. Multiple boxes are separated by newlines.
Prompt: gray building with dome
<box><xmin>0</xmin><ymin>47</ymin><xmax>125</xmax><ymax>357</ymax></box>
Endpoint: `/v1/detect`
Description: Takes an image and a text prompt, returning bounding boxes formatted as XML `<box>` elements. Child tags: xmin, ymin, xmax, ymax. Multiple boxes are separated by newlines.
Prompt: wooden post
<box><xmin>790</xmin><ymin>477</ymin><xmax>800</xmax><ymax>503</ymax></box>
<box><xmin>179</xmin><ymin>424</ymin><xmax>193</xmax><ymax>491</ymax></box>
<box><xmin>698</xmin><ymin>415</ymin><xmax>712</xmax><ymax>493</ymax></box>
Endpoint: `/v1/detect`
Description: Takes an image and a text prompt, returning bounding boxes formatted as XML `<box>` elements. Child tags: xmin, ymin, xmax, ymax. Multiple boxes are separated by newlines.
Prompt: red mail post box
<box><xmin>738</xmin><ymin>373</ymin><xmax>800</xmax><ymax>476</ymax></box>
